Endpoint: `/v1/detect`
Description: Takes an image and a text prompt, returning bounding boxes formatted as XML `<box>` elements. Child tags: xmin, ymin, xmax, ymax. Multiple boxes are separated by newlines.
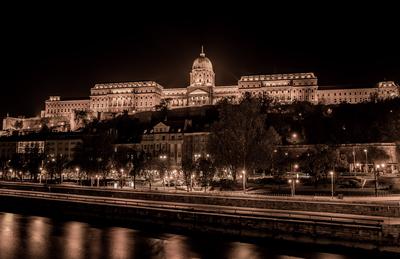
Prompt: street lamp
<box><xmin>352</xmin><ymin>148</ymin><xmax>356</xmax><ymax>175</ymax></box>
<box><xmin>271</xmin><ymin>149</ymin><xmax>278</xmax><ymax>174</ymax></box>
<box><xmin>194</xmin><ymin>153</ymin><xmax>201</xmax><ymax>161</ymax></box>
<box><xmin>363</xmin><ymin>149</ymin><xmax>368</xmax><ymax>173</ymax></box>
<box><xmin>159</xmin><ymin>155</ymin><xmax>168</xmax><ymax>186</ymax></box>
<box><xmin>190</xmin><ymin>174</ymin><xmax>195</xmax><ymax>191</ymax></box>
<box><xmin>291</xmin><ymin>163</ymin><xmax>299</xmax><ymax>173</ymax></box>
<box><xmin>329</xmin><ymin>171</ymin><xmax>334</xmax><ymax>199</ymax></box>
<box><xmin>374</xmin><ymin>165</ymin><xmax>380</xmax><ymax>197</ymax></box>
<box><xmin>39</xmin><ymin>167</ymin><xmax>43</xmax><ymax>183</ymax></box>
<box><xmin>75</xmin><ymin>167</ymin><xmax>80</xmax><ymax>185</ymax></box>
<box><xmin>288</xmin><ymin>177</ymin><xmax>300</xmax><ymax>196</ymax></box>
<box><xmin>119</xmin><ymin>169</ymin><xmax>124</xmax><ymax>189</ymax></box>
<box><xmin>242</xmin><ymin>170</ymin><xmax>246</xmax><ymax>192</ymax></box>
<box><xmin>355</xmin><ymin>163</ymin><xmax>360</xmax><ymax>173</ymax></box>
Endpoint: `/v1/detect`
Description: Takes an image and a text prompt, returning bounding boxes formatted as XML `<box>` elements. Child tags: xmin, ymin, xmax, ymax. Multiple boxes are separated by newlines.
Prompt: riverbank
<box><xmin>0</xmin><ymin>189</ymin><xmax>399</xmax><ymax>254</ymax></box>
<box><xmin>1</xmin><ymin>211</ymin><xmax>399</xmax><ymax>259</ymax></box>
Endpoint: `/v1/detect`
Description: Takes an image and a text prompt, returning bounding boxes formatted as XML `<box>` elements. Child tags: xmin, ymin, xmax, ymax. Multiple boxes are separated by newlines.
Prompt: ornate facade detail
<box><xmin>2</xmin><ymin>48</ymin><xmax>400</xmax><ymax>133</ymax></box>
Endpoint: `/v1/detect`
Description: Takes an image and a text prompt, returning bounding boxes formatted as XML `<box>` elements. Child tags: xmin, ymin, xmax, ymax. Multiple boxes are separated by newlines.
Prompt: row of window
<box><xmin>47</xmin><ymin>108</ymin><xmax>86</xmax><ymax>114</ymax></box>
<box><xmin>318</xmin><ymin>91</ymin><xmax>371</xmax><ymax>97</ymax></box>
<box><xmin>47</xmin><ymin>103</ymin><xmax>88</xmax><ymax>108</ymax></box>
<box><xmin>326</xmin><ymin>97</ymin><xmax>370</xmax><ymax>103</ymax></box>
<box><xmin>242</xmin><ymin>74</ymin><xmax>314</xmax><ymax>81</ymax></box>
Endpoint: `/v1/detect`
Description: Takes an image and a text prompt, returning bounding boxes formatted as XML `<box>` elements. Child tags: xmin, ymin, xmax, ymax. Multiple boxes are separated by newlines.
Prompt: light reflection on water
<box><xmin>0</xmin><ymin>212</ymin><xmax>393</xmax><ymax>259</ymax></box>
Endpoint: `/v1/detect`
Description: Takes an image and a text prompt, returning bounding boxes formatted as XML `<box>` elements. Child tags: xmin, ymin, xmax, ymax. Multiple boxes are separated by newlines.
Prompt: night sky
<box><xmin>2</xmin><ymin>3</ymin><xmax>399</xmax><ymax>118</ymax></box>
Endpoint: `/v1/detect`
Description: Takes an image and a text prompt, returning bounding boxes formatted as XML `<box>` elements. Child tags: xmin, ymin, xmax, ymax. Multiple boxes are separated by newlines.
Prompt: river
<box><xmin>0</xmin><ymin>212</ymin><xmax>396</xmax><ymax>259</ymax></box>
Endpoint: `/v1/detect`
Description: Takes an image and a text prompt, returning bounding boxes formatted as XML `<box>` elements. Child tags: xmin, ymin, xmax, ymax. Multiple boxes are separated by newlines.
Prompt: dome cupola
<box><xmin>190</xmin><ymin>46</ymin><xmax>215</xmax><ymax>87</ymax></box>
<box><xmin>192</xmin><ymin>46</ymin><xmax>213</xmax><ymax>71</ymax></box>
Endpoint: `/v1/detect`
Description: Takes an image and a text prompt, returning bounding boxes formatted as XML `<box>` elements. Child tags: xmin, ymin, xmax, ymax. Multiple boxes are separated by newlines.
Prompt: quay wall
<box><xmin>0</xmin><ymin>195</ymin><xmax>399</xmax><ymax>253</ymax></box>
<box><xmin>1</xmin><ymin>182</ymin><xmax>399</xmax><ymax>217</ymax></box>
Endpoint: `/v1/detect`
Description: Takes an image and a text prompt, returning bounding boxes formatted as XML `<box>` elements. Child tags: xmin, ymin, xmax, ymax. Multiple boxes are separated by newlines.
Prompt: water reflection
<box><xmin>27</xmin><ymin>216</ymin><xmax>51</xmax><ymax>259</ymax></box>
<box><xmin>0</xmin><ymin>212</ymin><xmax>394</xmax><ymax>259</ymax></box>
<box><xmin>63</xmin><ymin>221</ymin><xmax>87</xmax><ymax>259</ymax></box>
<box><xmin>164</xmin><ymin>234</ymin><xmax>195</xmax><ymax>259</ymax></box>
<box><xmin>108</xmin><ymin>227</ymin><xmax>134</xmax><ymax>259</ymax></box>
<box><xmin>227</xmin><ymin>242</ymin><xmax>263</xmax><ymax>259</ymax></box>
<box><xmin>0</xmin><ymin>213</ymin><xmax>20</xmax><ymax>259</ymax></box>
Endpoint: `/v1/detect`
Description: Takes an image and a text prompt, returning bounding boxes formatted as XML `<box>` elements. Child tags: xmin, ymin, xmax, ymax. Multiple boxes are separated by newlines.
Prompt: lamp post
<box><xmin>119</xmin><ymin>168</ymin><xmax>124</xmax><ymax>189</ymax></box>
<box><xmin>352</xmin><ymin>148</ymin><xmax>356</xmax><ymax>175</ymax></box>
<box><xmin>242</xmin><ymin>170</ymin><xmax>246</xmax><ymax>192</ymax></box>
<box><xmin>291</xmin><ymin>133</ymin><xmax>298</xmax><ymax>144</ymax></box>
<box><xmin>272</xmin><ymin>149</ymin><xmax>277</xmax><ymax>174</ymax></box>
<box><xmin>159</xmin><ymin>155</ymin><xmax>168</xmax><ymax>186</ymax></box>
<box><xmin>363</xmin><ymin>149</ymin><xmax>368</xmax><ymax>173</ymax></box>
<box><xmin>194</xmin><ymin>153</ymin><xmax>201</xmax><ymax>161</ymax></box>
<box><xmin>355</xmin><ymin>163</ymin><xmax>360</xmax><ymax>174</ymax></box>
<box><xmin>39</xmin><ymin>167</ymin><xmax>43</xmax><ymax>183</ymax></box>
<box><xmin>374</xmin><ymin>165</ymin><xmax>380</xmax><ymax>197</ymax></box>
<box><xmin>75</xmin><ymin>167</ymin><xmax>80</xmax><ymax>185</ymax></box>
<box><xmin>291</xmin><ymin>163</ymin><xmax>299</xmax><ymax>174</ymax></box>
<box><xmin>329</xmin><ymin>171</ymin><xmax>334</xmax><ymax>199</ymax></box>
<box><xmin>288</xmin><ymin>177</ymin><xmax>300</xmax><ymax>196</ymax></box>
<box><xmin>190</xmin><ymin>174</ymin><xmax>195</xmax><ymax>191</ymax></box>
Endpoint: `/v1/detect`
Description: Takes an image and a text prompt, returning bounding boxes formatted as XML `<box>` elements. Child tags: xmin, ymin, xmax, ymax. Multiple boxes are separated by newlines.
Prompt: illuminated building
<box><xmin>2</xmin><ymin>48</ymin><xmax>399</xmax><ymax>133</ymax></box>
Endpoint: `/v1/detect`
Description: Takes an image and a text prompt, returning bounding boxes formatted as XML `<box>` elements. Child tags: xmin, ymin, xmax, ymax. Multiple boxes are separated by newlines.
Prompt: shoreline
<box><xmin>0</xmin><ymin>193</ymin><xmax>399</xmax><ymax>254</ymax></box>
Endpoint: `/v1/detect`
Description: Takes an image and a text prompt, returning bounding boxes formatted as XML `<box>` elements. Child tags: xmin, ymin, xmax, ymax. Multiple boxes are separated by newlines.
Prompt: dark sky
<box><xmin>2</xmin><ymin>2</ymin><xmax>399</xmax><ymax>118</ymax></box>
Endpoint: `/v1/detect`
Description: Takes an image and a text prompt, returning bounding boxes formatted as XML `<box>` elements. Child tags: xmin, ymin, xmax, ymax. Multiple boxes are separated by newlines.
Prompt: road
<box><xmin>1</xmin><ymin>180</ymin><xmax>400</xmax><ymax>204</ymax></box>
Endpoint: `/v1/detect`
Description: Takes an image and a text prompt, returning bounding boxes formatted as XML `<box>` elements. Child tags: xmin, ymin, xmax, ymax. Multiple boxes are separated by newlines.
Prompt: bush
<box><xmin>211</xmin><ymin>179</ymin><xmax>237</xmax><ymax>190</ymax></box>
<box><xmin>253</xmin><ymin>177</ymin><xmax>287</xmax><ymax>185</ymax></box>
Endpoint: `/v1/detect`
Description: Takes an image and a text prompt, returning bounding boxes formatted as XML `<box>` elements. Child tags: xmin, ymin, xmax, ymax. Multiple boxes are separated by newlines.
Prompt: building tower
<box><xmin>190</xmin><ymin>46</ymin><xmax>215</xmax><ymax>87</ymax></box>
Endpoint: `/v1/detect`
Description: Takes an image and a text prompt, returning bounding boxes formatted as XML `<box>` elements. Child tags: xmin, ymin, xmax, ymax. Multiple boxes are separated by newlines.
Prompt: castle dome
<box><xmin>192</xmin><ymin>47</ymin><xmax>213</xmax><ymax>71</ymax></box>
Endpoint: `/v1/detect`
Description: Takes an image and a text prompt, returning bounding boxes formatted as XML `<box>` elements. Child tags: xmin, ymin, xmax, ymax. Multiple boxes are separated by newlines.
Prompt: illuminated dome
<box><xmin>192</xmin><ymin>47</ymin><xmax>213</xmax><ymax>71</ymax></box>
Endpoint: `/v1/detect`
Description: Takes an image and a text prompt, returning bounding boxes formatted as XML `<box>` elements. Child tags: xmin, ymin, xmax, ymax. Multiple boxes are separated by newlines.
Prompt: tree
<box><xmin>73</xmin><ymin>110</ymin><xmax>90</xmax><ymax>130</ymax></box>
<box><xmin>196</xmin><ymin>157</ymin><xmax>215</xmax><ymax>192</ymax></box>
<box><xmin>208</xmin><ymin>96</ymin><xmax>281</xmax><ymax>180</ymax></box>
<box><xmin>44</xmin><ymin>154</ymin><xmax>68</xmax><ymax>182</ymax></box>
<box><xmin>154</xmin><ymin>98</ymin><xmax>171</xmax><ymax>121</ymax></box>
<box><xmin>299</xmin><ymin>145</ymin><xmax>346</xmax><ymax>188</ymax></box>
<box><xmin>72</xmin><ymin>134</ymin><xmax>114</xmax><ymax>185</ymax></box>
<box><xmin>115</xmin><ymin>147</ymin><xmax>146</xmax><ymax>189</ymax></box>
<box><xmin>23</xmin><ymin>147</ymin><xmax>44</xmax><ymax>180</ymax></box>
<box><xmin>182</xmin><ymin>156</ymin><xmax>196</xmax><ymax>191</ymax></box>
<box><xmin>142</xmin><ymin>155</ymin><xmax>158</xmax><ymax>190</ymax></box>
<box><xmin>9</xmin><ymin>153</ymin><xmax>24</xmax><ymax>179</ymax></box>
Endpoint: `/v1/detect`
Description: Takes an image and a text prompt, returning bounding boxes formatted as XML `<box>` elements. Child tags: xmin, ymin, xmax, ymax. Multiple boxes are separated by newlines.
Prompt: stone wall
<box><xmin>1</xmin><ymin>183</ymin><xmax>399</xmax><ymax>217</ymax></box>
<box><xmin>0</xmin><ymin>195</ymin><xmax>398</xmax><ymax>253</ymax></box>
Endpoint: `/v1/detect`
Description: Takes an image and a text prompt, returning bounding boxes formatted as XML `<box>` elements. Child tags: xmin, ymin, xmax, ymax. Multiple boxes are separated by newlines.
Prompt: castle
<box><xmin>2</xmin><ymin>48</ymin><xmax>399</xmax><ymax>133</ymax></box>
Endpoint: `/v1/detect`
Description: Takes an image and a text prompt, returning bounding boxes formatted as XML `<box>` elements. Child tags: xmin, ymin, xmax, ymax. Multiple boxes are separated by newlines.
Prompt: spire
<box><xmin>200</xmin><ymin>45</ymin><xmax>205</xmax><ymax>57</ymax></box>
